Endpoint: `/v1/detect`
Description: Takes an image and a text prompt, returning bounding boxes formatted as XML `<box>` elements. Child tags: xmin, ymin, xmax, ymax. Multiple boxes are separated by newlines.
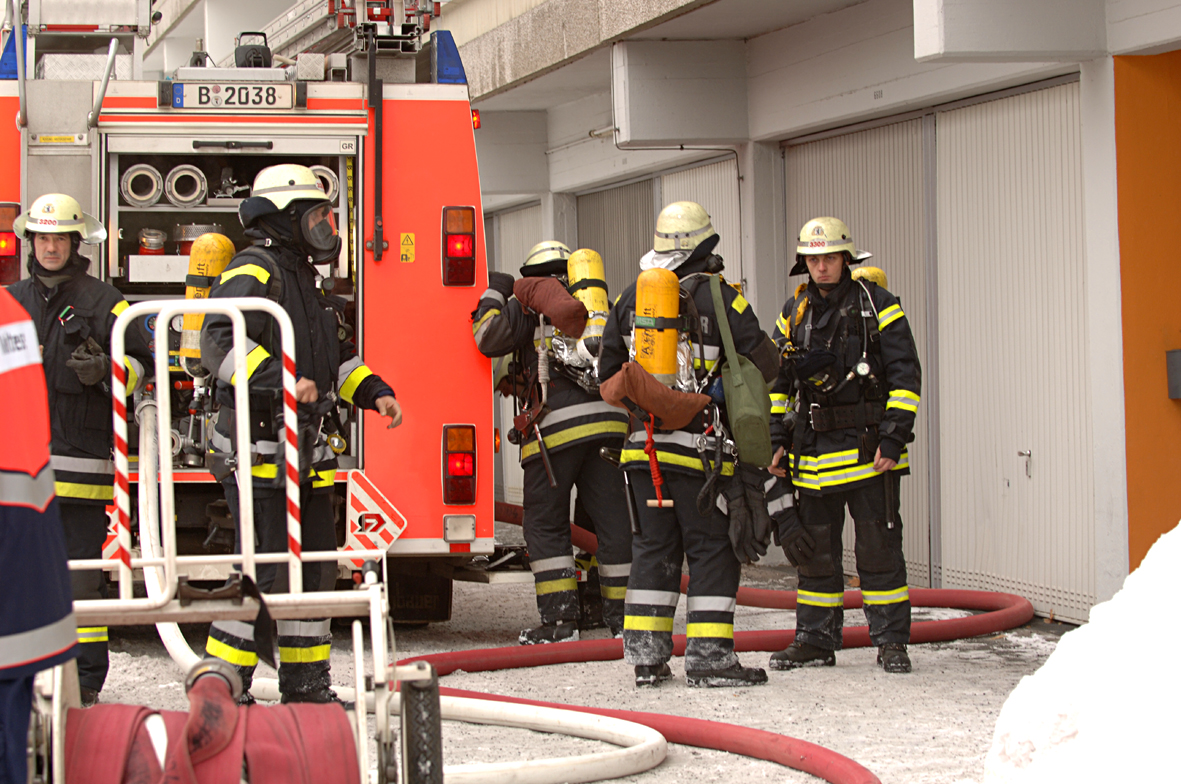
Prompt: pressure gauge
<box><xmin>854</xmin><ymin>361</ymin><xmax>871</xmax><ymax>377</ymax></box>
<box><xmin>170</xmin><ymin>314</ymin><xmax>185</xmax><ymax>333</ymax></box>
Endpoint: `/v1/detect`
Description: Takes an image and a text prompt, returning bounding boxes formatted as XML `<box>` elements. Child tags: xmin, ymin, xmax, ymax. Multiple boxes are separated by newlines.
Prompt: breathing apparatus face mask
<box><xmin>296</xmin><ymin>202</ymin><xmax>341</xmax><ymax>263</ymax></box>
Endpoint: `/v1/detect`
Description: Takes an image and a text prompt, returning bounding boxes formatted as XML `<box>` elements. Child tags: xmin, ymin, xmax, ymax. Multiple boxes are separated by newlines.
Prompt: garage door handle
<box><xmin>192</xmin><ymin>140</ymin><xmax>274</xmax><ymax>150</ymax></box>
<box><xmin>1018</xmin><ymin>450</ymin><xmax>1032</xmax><ymax>478</ymax></box>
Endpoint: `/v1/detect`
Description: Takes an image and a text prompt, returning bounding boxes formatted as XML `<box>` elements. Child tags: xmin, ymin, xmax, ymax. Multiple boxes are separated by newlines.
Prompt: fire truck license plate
<box><xmin>175</xmin><ymin>83</ymin><xmax>294</xmax><ymax>109</ymax></box>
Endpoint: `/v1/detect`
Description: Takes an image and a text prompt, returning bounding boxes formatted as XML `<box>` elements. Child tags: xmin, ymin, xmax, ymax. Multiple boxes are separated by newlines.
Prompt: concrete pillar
<box><xmin>1079</xmin><ymin>57</ymin><xmax>1130</xmax><ymax>605</ymax></box>
<box><xmin>737</xmin><ymin>141</ymin><xmax>788</xmax><ymax>331</ymax></box>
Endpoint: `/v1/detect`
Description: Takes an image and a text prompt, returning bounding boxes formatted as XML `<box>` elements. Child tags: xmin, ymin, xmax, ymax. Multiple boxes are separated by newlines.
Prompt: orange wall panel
<box><xmin>1114</xmin><ymin>52</ymin><xmax>1181</xmax><ymax>569</ymax></box>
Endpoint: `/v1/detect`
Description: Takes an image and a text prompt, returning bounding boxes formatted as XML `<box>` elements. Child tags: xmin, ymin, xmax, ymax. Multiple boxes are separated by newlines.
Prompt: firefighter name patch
<box><xmin>400</xmin><ymin>233</ymin><xmax>415</xmax><ymax>263</ymax></box>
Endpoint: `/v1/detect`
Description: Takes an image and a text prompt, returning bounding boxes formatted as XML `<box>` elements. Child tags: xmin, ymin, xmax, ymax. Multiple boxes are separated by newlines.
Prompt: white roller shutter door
<box><xmin>785</xmin><ymin>120</ymin><xmax>932</xmax><ymax>585</ymax></box>
<box><xmin>661</xmin><ymin>158</ymin><xmax>742</xmax><ymax>282</ymax></box>
<box><xmin>936</xmin><ymin>82</ymin><xmax>1094</xmax><ymax>621</ymax></box>
<box><xmin>577</xmin><ymin>179</ymin><xmax>655</xmax><ymax>300</ymax></box>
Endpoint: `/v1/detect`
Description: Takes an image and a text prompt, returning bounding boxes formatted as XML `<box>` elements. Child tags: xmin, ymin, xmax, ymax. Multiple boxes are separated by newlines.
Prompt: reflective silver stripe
<box><xmin>310</xmin><ymin>443</ymin><xmax>334</xmax><ymax>464</ymax></box>
<box><xmin>211</xmin><ymin>620</ymin><xmax>256</xmax><ymax>641</ymax></box>
<box><xmin>686</xmin><ymin>595</ymin><xmax>737</xmax><ymax>614</ymax></box>
<box><xmin>50</xmin><ymin>455</ymin><xmax>114</xmax><ymax>475</ymax></box>
<box><xmin>337</xmin><ymin>356</ymin><xmax>364</xmax><ymax>388</ymax></box>
<box><xmin>767</xmin><ymin>495</ymin><xmax>793</xmax><ymax>515</ymax></box>
<box><xmin>597</xmin><ymin>562</ymin><xmax>632</xmax><ymax>578</ymax></box>
<box><xmin>480</xmin><ymin>289</ymin><xmax>505</xmax><ymax>307</ymax></box>
<box><xmin>627</xmin><ymin>431</ymin><xmax>713</xmax><ymax>449</ymax></box>
<box><xmin>0</xmin><ymin>465</ymin><xmax>56</xmax><ymax>510</ymax></box>
<box><xmin>216</xmin><ymin>338</ymin><xmax>259</xmax><ymax>383</ymax></box>
<box><xmin>862</xmin><ymin>587</ymin><xmax>910</xmax><ymax>605</ymax></box>
<box><xmin>699</xmin><ymin>344</ymin><xmax>720</xmax><ymax>360</ymax></box>
<box><xmin>209</xmin><ymin>428</ymin><xmax>281</xmax><ymax>455</ymax></box>
<box><xmin>276</xmin><ymin>619</ymin><xmax>332</xmax><ymax>637</ymax></box>
<box><xmin>0</xmin><ymin>612</ymin><xmax>77</xmax><ymax>669</ymax></box>
<box><xmin>542</xmin><ymin>401</ymin><xmax>626</xmax><ymax>428</ymax></box>
<box><xmin>625</xmin><ymin>589</ymin><xmax>680</xmax><ymax>608</ymax></box>
<box><xmin>529</xmin><ymin>555</ymin><xmax>575</xmax><ymax>574</ymax></box>
<box><xmin>763</xmin><ymin>476</ymin><xmax>777</xmax><ymax>493</ymax></box>
<box><xmin>253</xmin><ymin>183</ymin><xmax>326</xmax><ymax>196</ymax></box>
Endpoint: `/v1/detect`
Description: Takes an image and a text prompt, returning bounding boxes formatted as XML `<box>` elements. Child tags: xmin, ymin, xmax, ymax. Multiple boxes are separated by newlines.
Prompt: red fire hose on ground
<box><xmin>397</xmin><ymin>504</ymin><xmax>1036</xmax><ymax>784</ymax></box>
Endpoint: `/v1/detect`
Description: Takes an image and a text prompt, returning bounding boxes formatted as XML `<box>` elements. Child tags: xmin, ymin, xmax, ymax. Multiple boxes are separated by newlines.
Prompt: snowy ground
<box><xmin>100</xmin><ymin>548</ymin><xmax>1070</xmax><ymax>784</ymax></box>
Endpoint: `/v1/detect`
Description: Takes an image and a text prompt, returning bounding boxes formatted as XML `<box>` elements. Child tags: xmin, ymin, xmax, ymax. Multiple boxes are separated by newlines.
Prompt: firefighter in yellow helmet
<box><xmin>598</xmin><ymin>201</ymin><xmax>780</xmax><ymax>688</ymax></box>
<box><xmin>7</xmin><ymin>193</ymin><xmax>153</xmax><ymax>706</ymax></box>
<box><xmin>765</xmin><ymin>217</ymin><xmax>921</xmax><ymax>674</ymax></box>
<box><xmin>200</xmin><ymin>164</ymin><xmax>400</xmax><ymax>703</ymax></box>
<box><xmin>470</xmin><ymin>240</ymin><xmax>633</xmax><ymax>643</ymax></box>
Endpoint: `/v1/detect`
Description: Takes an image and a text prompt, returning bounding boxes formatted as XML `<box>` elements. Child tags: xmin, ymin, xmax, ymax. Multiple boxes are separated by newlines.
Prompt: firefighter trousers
<box><xmin>60</xmin><ymin>502</ymin><xmax>108</xmax><ymax>693</ymax></box>
<box><xmin>795</xmin><ymin>471</ymin><xmax>910</xmax><ymax>650</ymax></box>
<box><xmin>623</xmin><ymin>470</ymin><xmax>742</xmax><ymax>672</ymax></box>
<box><xmin>522</xmin><ymin>439</ymin><xmax>632</xmax><ymax>632</ymax></box>
<box><xmin>206</xmin><ymin>478</ymin><xmax>337</xmax><ymax>699</ymax></box>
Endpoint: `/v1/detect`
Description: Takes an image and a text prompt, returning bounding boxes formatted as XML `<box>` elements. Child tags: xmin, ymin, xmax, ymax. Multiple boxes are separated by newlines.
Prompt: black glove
<box><xmin>724</xmin><ymin>466</ymin><xmax>772</xmax><ymax>565</ymax></box>
<box><xmin>66</xmin><ymin>337</ymin><xmax>109</xmax><ymax>386</ymax></box>
<box><xmin>487</xmin><ymin>271</ymin><xmax>515</xmax><ymax>299</ymax></box>
<box><xmin>773</xmin><ymin>507</ymin><xmax>815</xmax><ymax>568</ymax></box>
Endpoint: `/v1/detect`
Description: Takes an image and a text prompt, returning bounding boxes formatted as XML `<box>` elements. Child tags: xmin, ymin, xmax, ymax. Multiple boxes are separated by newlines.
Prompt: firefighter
<box><xmin>0</xmin><ymin>287</ymin><xmax>79</xmax><ymax>784</ymax></box>
<box><xmin>7</xmin><ymin>193</ymin><xmax>151</xmax><ymax>708</ymax></box>
<box><xmin>471</xmin><ymin>241</ymin><xmax>633</xmax><ymax>643</ymax></box>
<box><xmin>768</xmin><ymin>217</ymin><xmax>921</xmax><ymax>674</ymax></box>
<box><xmin>200</xmin><ymin>164</ymin><xmax>401</xmax><ymax>703</ymax></box>
<box><xmin>598</xmin><ymin>202</ymin><xmax>779</xmax><ymax>688</ymax></box>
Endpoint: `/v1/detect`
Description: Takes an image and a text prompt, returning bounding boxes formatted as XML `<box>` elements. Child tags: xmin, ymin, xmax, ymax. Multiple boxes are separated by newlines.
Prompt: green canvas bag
<box><xmin>709</xmin><ymin>274</ymin><xmax>773</xmax><ymax>467</ymax></box>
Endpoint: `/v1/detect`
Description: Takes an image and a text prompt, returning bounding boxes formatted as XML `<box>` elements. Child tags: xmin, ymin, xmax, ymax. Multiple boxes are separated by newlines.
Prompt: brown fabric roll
<box><xmin>513</xmin><ymin>277</ymin><xmax>588</xmax><ymax>336</ymax></box>
<box><xmin>600</xmin><ymin>362</ymin><xmax>710</xmax><ymax>431</ymax></box>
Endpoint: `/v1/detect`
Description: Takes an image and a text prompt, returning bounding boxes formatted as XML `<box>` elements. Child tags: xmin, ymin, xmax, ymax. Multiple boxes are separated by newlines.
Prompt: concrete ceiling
<box><xmin>473</xmin><ymin>0</ymin><xmax>870</xmax><ymax>111</ymax></box>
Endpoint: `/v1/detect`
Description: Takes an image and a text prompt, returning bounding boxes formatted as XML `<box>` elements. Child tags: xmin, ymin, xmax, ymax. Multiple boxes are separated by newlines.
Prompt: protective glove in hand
<box><xmin>774</xmin><ymin>507</ymin><xmax>815</xmax><ymax>567</ymax></box>
<box><xmin>724</xmin><ymin>468</ymin><xmax>771</xmax><ymax>565</ymax></box>
<box><xmin>739</xmin><ymin>465</ymin><xmax>773</xmax><ymax>560</ymax></box>
<box><xmin>487</xmin><ymin>271</ymin><xmax>516</xmax><ymax>299</ymax></box>
<box><xmin>66</xmin><ymin>337</ymin><xmax>109</xmax><ymax>386</ymax></box>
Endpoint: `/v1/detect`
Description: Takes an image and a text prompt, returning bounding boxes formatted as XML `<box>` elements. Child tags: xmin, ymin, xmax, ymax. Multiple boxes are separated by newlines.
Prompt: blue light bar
<box><xmin>432</xmin><ymin>30</ymin><xmax>467</xmax><ymax>85</ymax></box>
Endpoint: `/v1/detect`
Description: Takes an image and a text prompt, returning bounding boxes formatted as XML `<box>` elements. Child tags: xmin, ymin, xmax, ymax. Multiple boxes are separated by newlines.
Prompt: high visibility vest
<box><xmin>0</xmin><ymin>286</ymin><xmax>54</xmax><ymax>509</ymax></box>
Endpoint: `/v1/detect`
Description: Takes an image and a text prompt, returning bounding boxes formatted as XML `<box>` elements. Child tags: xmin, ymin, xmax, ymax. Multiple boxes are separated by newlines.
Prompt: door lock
<box><xmin>1018</xmin><ymin>450</ymin><xmax>1032</xmax><ymax>478</ymax></box>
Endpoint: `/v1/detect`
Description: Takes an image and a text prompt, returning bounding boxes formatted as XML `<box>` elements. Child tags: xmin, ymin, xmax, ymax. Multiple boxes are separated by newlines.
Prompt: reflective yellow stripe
<box><xmin>521</xmin><ymin>421</ymin><xmax>629</xmax><ymax>459</ymax></box>
<box><xmin>862</xmin><ymin>587</ymin><xmax>910</xmax><ymax>605</ymax></box>
<box><xmin>797</xmin><ymin>590</ymin><xmax>843</xmax><ymax>607</ymax></box>
<box><xmin>54</xmin><ymin>481</ymin><xmax>113</xmax><ymax>501</ymax></box>
<box><xmin>230</xmin><ymin>344</ymin><xmax>271</xmax><ymax>386</ymax></box>
<box><xmin>124</xmin><ymin>358</ymin><xmax>139</xmax><ymax>393</ymax></box>
<box><xmin>312</xmin><ymin>468</ymin><xmax>336</xmax><ymax>489</ymax></box>
<box><xmin>774</xmin><ymin>314</ymin><xmax>789</xmax><ymax>336</ymax></box>
<box><xmin>731</xmin><ymin>294</ymin><xmax>750</xmax><ymax>314</ymax></box>
<box><xmin>623</xmin><ymin>615</ymin><xmax>675</xmax><ymax>632</ymax></box>
<box><xmin>535</xmin><ymin>577</ymin><xmax>578</xmax><ymax>595</ymax></box>
<box><xmin>620</xmin><ymin>448</ymin><xmax>735</xmax><ymax>476</ymax></box>
<box><xmin>886</xmin><ymin>389</ymin><xmax>920</xmax><ymax>413</ymax></box>
<box><xmin>220</xmin><ymin>264</ymin><xmax>271</xmax><ymax>286</ymax></box>
<box><xmin>339</xmin><ymin>364</ymin><xmax>374</xmax><ymax>405</ymax></box>
<box><xmin>471</xmin><ymin>308</ymin><xmax>499</xmax><ymax>335</ymax></box>
<box><xmin>251</xmin><ymin>463</ymin><xmax>279</xmax><ymax>479</ymax></box>
<box><xmin>110</xmin><ymin>300</ymin><xmax>129</xmax><ymax>316</ymax></box>
<box><xmin>278</xmin><ymin>644</ymin><xmax>331</xmax><ymax>664</ymax></box>
<box><xmin>77</xmin><ymin>626</ymin><xmax>108</xmax><ymax>643</ymax></box>
<box><xmin>686</xmin><ymin>622</ymin><xmax>733</xmax><ymax>639</ymax></box>
<box><xmin>877</xmin><ymin>304</ymin><xmax>904</xmax><ymax>330</ymax></box>
<box><xmin>770</xmin><ymin>393</ymin><xmax>789</xmax><ymax>415</ymax></box>
<box><xmin>793</xmin><ymin>452</ymin><xmax>910</xmax><ymax>490</ymax></box>
<box><xmin>206</xmin><ymin>636</ymin><xmax>259</xmax><ymax>667</ymax></box>
<box><xmin>691</xmin><ymin>357</ymin><xmax>720</xmax><ymax>371</ymax></box>
<box><xmin>601</xmin><ymin>585</ymin><xmax>628</xmax><ymax>600</ymax></box>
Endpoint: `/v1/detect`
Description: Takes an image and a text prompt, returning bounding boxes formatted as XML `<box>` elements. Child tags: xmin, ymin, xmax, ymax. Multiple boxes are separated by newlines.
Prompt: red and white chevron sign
<box><xmin>102</xmin><ymin>504</ymin><xmax>120</xmax><ymax>562</ymax></box>
<box><xmin>344</xmin><ymin>470</ymin><xmax>407</xmax><ymax>567</ymax></box>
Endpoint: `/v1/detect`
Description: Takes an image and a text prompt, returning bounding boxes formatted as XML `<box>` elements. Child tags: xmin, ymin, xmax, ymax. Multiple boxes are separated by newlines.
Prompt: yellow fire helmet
<box><xmin>790</xmin><ymin>216</ymin><xmax>872</xmax><ymax>275</ymax></box>
<box><xmin>654</xmin><ymin>201</ymin><xmax>717</xmax><ymax>253</ymax></box>
<box><xmin>520</xmin><ymin>240</ymin><xmax>571</xmax><ymax>277</ymax></box>
<box><xmin>250</xmin><ymin>163</ymin><xmax>330</xmax><ymax>211</ymax></box>
<box><xmin>852</xmin><ymin>265</ymin><xmax>888</xmax><ymax>289</ymax></box>
<box><xmin>14</xmin><ymin>193</ymin><xmax>106</xmax><ymax>244</ymax></box>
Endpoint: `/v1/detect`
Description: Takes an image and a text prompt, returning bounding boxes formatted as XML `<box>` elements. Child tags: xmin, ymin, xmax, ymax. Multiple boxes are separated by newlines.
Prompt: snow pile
<box><xmin>983</xmin><ymin>521</ymin><xmax>1181</xmax><ymax>783</ymax></box>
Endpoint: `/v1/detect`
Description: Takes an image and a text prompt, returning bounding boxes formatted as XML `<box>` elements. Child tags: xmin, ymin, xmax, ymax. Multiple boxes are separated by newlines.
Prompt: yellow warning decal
<box><xmin>400</xmin><ymin>233</ymin><xmax>415</xmax><ymax>263</ymax></box>
<box><xmin>37</xmin><ymin>135</ymin><xmax>79</xmax><ymax>144</ymax></box>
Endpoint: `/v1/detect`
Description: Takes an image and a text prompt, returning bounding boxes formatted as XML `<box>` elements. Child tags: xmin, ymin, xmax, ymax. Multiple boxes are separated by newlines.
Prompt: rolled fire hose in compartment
<box><xmin>120</xmin><ymin>164</ymin><xmax>164</xmax><ymax>208</ymax></box>
<box><xmin>310</xmin><ymin>164</ymin><xmax>339</xmax><ymax>202</ymax></box>
<box><xmin>164</xmin><ymin>164</ymin><xmax>208</xmax><ymax>208</ymax></box>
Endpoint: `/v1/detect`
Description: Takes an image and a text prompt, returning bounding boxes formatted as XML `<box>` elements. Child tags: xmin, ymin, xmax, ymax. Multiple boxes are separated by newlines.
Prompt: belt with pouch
<box><xmin>807</xmin><ymin>401</ymin><xmax>884</xmax><ymax>433</ymax></box>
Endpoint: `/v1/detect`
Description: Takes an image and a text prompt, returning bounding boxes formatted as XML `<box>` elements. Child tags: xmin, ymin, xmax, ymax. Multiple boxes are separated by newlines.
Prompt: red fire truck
<box><xmin>0</xmin><ymin>4</ymin><xmax>494</xmax><ymax>620</ymax></box>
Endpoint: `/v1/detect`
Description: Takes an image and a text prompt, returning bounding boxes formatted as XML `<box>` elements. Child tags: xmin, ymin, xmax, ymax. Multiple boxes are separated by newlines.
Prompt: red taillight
<box><xmin>471</xmin><ymin>109</ymin><xmax>481</xmax><ymax>129</ymax></box>
<box><xmin>442</xmin><ymin>206</ymin><xmax>476</xmax><ymax>286</ymax></box>
<box><xmin>0</xmin><ymin>204</ymin><xmax>19</xmax><ymax>285</ymax></box>
<box><xmin>443</xmin><ymin>425</ymin><xmax>476</xmax><ymax>505</ymax></box>
<box><xmin>0</xmin><ymin>232</ymin><xmax>16</xmax><ymax>255</ymax></box>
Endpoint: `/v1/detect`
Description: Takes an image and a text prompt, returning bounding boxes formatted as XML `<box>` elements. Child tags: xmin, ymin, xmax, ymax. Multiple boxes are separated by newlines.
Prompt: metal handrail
<box><xmin>85</xmin><ymin>37</ymin><xmax>119</xmax><ymax>129</ymax></box>
<box><xmin>12</xmin><ymin>0</ymin><xmax>25</xmax><ymax>128</ymax></box>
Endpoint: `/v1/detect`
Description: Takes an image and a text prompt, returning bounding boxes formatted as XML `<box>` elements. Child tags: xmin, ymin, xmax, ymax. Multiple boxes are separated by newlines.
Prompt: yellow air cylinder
<box><xmin>567</xmin><ymin>249</ymin><xmax>609</xmax><ymax>362</ymax></box>
<box><xmin>852</xmin><ymin>265</ymin><xmax>888</xmax><ymax>289</ymax></box>
<box><xmin>634</xmin><ymin>268</ymin><xmax>680</xmax><ymax>386</ymax></box>
<box><xmin>180</xmin><ymin>233</ymin><xmax>235</xmax><ymax>377</ymax></box>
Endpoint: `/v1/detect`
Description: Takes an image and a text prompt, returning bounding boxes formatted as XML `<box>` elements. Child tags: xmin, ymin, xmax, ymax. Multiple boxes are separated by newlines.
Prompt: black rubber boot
<box><xmin>518</xmin><ymin>620</ymin><xmax>579</xmax><ymax>645</ymax></box>
<box><xmin>769</xmin><ymin>640</ymin><xmax>836</xmax><ymax>671</ymax></box>
<box><xmin>877</xmin><ymin>643</ymin><xmax>912</xmax><ymax>674</ymax></box>
<box><xmin>634</xmin><ymin>663</ymin><xmax>673</xmax><ymax>688</ymax></box>
<box><xmin>685</xmin><ymin>663</ymin><xmax>768</xmax><ymax>688</ymax></box>
<box><xmin>79</xmin><ymin>688</ymin><xmax>99</xmax><ymax>708</ymax></box>
<box><xmin>281</xmin><ymin>687</ymin><xmax>340</xmax><ymax>704</ymax></box>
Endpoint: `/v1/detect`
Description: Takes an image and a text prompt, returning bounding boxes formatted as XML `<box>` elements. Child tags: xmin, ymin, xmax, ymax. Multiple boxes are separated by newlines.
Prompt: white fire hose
<box><xmin>134</xmin><ymin>396</ymin><xmax>663</xmax><ymax>784</ymax></box>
